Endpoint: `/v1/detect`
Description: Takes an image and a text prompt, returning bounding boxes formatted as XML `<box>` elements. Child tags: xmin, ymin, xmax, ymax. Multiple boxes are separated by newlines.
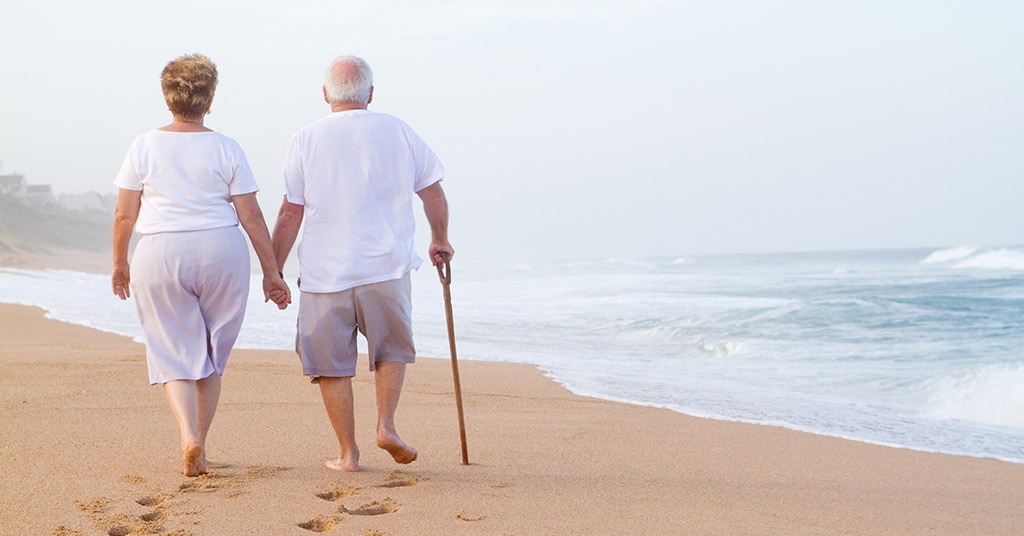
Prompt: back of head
<box><xmin>161</xmin><ymin>53</ymin><xmax>218</xmax><ymax>121</ymax></box>
<box><xmin>324</xmin><ymin>56</ymin><xmax>373</xmax><ymax>106</ymax></box>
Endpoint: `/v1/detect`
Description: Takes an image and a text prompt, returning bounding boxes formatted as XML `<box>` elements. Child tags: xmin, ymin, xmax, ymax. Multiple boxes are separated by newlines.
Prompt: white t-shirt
<box><xmin>114</xmin><ymin>130</ymin><xmax>259</xmax><ymax>235</ymax></box>
<box><xmin>283</xmin><ymin>110</ymin><xmax>444</xmax><ymax>293</ymax></box>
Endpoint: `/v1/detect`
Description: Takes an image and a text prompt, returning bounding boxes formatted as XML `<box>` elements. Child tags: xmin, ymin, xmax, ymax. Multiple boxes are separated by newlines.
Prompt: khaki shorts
<box><xmin>296</xmin><ymin>273</ymin><xmax>415</xmax><ymax>379</ymax></box>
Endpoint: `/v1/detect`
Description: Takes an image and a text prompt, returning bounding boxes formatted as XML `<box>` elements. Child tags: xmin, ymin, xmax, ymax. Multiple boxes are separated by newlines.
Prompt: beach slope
<box><xmin>1</xmin><ymin>303</ymin><xmax>1022</xmax><ymax>535</ymax></box>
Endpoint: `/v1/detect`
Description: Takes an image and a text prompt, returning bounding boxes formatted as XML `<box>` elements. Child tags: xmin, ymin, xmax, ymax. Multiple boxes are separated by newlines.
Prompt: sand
<box><xmin>2</xmin><ymin>299</ymin><xmax>1024</xmax><ymax>534</ymax></box>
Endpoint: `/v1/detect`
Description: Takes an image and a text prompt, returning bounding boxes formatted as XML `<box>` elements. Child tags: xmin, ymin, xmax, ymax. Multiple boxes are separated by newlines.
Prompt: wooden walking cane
<box><xmin>436</xmin><ymin>256</ymin><xmax>469</xmax><ymax>465</ymax></box>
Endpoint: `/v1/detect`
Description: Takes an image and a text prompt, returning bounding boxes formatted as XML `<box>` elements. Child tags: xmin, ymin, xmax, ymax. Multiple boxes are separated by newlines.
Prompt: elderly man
<box><xmin>272</xmin><ymin>55</ymin><xmax>453</xmax><ymax>472</ymax></box>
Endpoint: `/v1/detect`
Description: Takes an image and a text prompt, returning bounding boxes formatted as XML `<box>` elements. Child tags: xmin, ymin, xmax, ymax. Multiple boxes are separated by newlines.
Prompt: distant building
<box><xmin>0</xmin><ymin>173</ymin><xmax>24</xmax><ymax>195</ymax></box>
<box><xmin>23</xmin><ymin>184</ymin><xmax>55</xmax><ymax>205</ymax></box>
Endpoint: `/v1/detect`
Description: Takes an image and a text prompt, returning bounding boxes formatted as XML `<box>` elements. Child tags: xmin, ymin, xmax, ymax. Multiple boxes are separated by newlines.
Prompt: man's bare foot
<box><xmin>377</xmin><ymin>432</ymin><xmax>417</xmax><ymax>464</ymax></box>
<box><xmin>183</xmin><ymin>440</ymin><xmax>206</xmax><ymax>477</ymax></box>
<box><xmin>325</xmin><ymin>455</ymin><xmax>359</xmax><ymax>472</ymax></box>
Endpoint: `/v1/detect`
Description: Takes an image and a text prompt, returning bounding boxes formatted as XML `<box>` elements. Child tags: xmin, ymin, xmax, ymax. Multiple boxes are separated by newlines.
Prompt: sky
<box><xmin>1</xmin><ymin>0</ymin><xmax>1022</xmax><ymax>261</ymax></box>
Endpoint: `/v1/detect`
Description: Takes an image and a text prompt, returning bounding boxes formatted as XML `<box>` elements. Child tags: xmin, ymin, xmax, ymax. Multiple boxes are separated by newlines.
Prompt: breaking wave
<box><xmin>924</xmin><ymin>362</ymin><xmax>1024</xmax><ymax>430</ymax></box>
<box><xmin>922</xmin><ymin>246</ymin><xmax>977</xmax><ymax>264</ymax></box>
<box><xmin>953</xmin><ymin>249</ymin><xmax>1024</xmax><ymax>271</ymax></box>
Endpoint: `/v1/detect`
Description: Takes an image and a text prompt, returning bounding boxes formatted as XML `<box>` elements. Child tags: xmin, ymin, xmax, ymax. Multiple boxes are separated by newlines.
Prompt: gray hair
<box><xmin>324</xmin><ymin>55</ymin><xmax>373</xmax><ymax>105</ymax></box>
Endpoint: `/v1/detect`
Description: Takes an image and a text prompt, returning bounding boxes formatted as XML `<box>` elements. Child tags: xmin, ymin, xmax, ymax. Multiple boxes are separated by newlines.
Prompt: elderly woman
<box><xmin>111</xmin><ymin>53</ymin><xmax>290</xmax><ymax>477</ymax></box>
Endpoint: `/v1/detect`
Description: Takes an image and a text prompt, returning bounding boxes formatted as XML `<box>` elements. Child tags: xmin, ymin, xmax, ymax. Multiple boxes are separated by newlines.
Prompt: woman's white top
<box><xmin>114</xmin><ymin>130</ymin><xmax>259</xmax><ymax>235</ymax></box>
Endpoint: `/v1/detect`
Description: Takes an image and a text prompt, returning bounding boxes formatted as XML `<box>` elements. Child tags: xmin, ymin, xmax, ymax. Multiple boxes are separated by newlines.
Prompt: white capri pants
<box><xmin>130</xmin><ymin>226</ymin><xmax>250</xmax><ymax>384</ymax></box>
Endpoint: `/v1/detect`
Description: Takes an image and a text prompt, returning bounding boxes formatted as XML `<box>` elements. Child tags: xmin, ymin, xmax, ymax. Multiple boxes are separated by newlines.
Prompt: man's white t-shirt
<box><xmin>114</xmin><ymin>130</ymin><xmax>259</xmax><ymax>234</ymax></box>
<box><xmin>283</xmin><ymin>110</ymin><xmax>444</xmax><ymax>293</ymax></box>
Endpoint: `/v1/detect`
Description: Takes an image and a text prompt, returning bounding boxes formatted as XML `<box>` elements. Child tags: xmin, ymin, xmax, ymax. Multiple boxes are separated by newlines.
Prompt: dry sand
<box><xmin>2</xmin><ymin>301</ymin><xmax>1024</xmax><ymax>534</ymax></box>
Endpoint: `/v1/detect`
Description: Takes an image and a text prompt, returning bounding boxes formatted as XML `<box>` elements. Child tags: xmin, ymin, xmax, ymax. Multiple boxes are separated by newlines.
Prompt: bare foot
<box><xmin>377</xmin><ymin>432</ymin><xmax>418</xmax><ymax>464</ymax></box>
<box><xmin>325</xmin><ymin>456</ymin><xmax>360</xmax><ymax>472</ymax></box>
<box><xmin>183</xmin><ymin>440</ymin><xmax>207</xmax><ymax>477</ymax></box>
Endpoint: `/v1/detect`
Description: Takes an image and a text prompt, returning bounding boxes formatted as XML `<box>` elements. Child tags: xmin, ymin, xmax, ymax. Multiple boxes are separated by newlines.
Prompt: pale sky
<box><xmin>2</xmin><ymin>1</ymin><xmax>1021</xmax><ymax>261</ymax></box>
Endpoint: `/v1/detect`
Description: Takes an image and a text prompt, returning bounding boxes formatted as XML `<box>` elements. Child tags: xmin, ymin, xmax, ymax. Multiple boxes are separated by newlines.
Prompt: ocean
<box><xmin>2</xmin><ymin>245</ymin><xmax>1022</xmax><ymax>463</ymax></box>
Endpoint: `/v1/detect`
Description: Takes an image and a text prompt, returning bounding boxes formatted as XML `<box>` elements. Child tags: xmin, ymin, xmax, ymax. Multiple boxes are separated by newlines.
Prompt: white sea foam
<box><xmin>696</xmin><ymin>340</ymin><xmax>750</xmax><ymax>358</ymax></box>
<box><xmin>953</xmin><ymin>249</ymin><xmax>1024</xmax><ymax>271</ymax></box>
<box><xmin>921</xmin><ymin>246</ymin><xmax>977</xmax><ymax>264</ymax></box>
<box><xmin>924</xmin><ymin>362</ymin><xmax>1024</xmax><ymax>429</ymax></box>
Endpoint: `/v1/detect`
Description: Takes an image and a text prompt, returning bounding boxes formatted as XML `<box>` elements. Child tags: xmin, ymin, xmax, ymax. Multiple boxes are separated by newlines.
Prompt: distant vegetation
<box><xmin>0</xmin><ymin>194</ymin><xmax>111</xmax><ymax>253</ymax></box>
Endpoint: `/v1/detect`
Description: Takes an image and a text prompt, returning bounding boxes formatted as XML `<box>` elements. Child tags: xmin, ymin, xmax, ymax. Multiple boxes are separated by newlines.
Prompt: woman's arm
<box><xmin>111</xmin><ymin>188</ymin><xmax>142</xmax><ymax>300</ymax></box>
<box><xmin>232</xmin><ymin>192</ymin><xmax>291</xmax><ymax>309</ymax></box>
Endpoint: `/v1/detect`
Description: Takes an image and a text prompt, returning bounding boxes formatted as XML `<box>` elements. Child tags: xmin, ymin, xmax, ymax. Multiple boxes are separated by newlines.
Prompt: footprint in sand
<box><xmin>102</xmin><ymin>509</ymin><xmax>167</xmax><ymax>536</ymax></box>
<box><xmin>74</xmin><ymin>497</ymin><xmax>112</xmax><ymax>515</ymax></box>
<box><xmin>178</xmin><ymin>481</ymin><xmax>219</xmax><ymax>493</ymax></box>
<box><xmin>456</xmin><ymin>511</ymin><xmax>487</xmax><ymax>522</ymax></box>
<box><xmin>297</xmin><ymin>514</ymin><xmax>340</xmax><ymax>532</ymax></box>
<box><xmin>378</xmin><ymin>469</ymin><xmax>426</xmax><ymax>488</ymax></box>
<box><xmin>245</xmin><ymin>465</ymin><xmax>291</xmax><ymax>478</ymax></box>
<box><xmin>316</xmin><ymin>484</ymin><xmax>360</xmax><ymax>502</ymax></box>
<box><xmin>135</xmin><ymin>494</ymin><xmax>168</xmax><ymax>507</ymax></box>
<box><xmin>340</xmin><ymin>497</ymin><xmax>398</xmax><ymax>516</ymax></box>
<box><xmin>482</xmin><ymin>481</ymin><xmax>513</xmax><ymax>498</ymax></box>
<box><xmin>119</xmin><ymin>474</ymin><xmax>145</xmax><ymax>485</ymax></box>
<box><xmin>51</xmin><ymin>527</ymin><xmax>83</xmax><ymax>536</ymax></box>
<box><xmin>139</xmin><ymin>508</ymin><xmax>169</xmax><ymax>523</ymax></box>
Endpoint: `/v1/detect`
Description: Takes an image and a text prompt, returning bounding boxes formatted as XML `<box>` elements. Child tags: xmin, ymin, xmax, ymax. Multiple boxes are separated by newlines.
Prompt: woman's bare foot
<box><xmin>377</xmin><ymin>431</ymin><xmax>417</xmax><ymax>464</ymax></box>
<box><xmin>325</xmin><ymin>454</ymin><xmax>360</xmax><ymax>472</ymax></box>
<box><xmin>183</xmin><ymin>440</ymin><xmax>207</xmax><ymax>477</ymax></box>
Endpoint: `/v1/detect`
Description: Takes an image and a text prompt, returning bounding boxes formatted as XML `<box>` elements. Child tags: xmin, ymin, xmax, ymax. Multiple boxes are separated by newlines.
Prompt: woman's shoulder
<box><xmin>141</xmin><ymin>129</ymin><xmax>244</xmax><ymax>149</ymax></box>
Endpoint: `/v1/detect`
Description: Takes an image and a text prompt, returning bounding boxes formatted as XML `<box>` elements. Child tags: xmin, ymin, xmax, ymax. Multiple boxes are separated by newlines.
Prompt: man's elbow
<box><xmin>275</xmin><ymin>201</ymin><xmax>304</xmax><ymax>232</ymax></box>
<box><xmin>418</xmin><ymin>183</ymin><xmax>448</xmax><ymax>208</ymax></box>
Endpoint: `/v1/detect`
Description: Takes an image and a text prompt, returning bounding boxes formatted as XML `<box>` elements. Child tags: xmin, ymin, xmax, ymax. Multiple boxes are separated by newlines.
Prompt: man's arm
<box><xmin>271</xmin><ymin>195</ymin><xmax>305</xmax><ymax>273</ymax></box>
<box><xmin>416</xmin><ymin>182</ymin><xmax>454</xmax><ymax>265</ymax></box>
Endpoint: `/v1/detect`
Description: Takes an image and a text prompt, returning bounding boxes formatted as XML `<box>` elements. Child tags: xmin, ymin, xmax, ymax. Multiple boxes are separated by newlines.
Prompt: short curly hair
<box><xmin>161</xmin><ymin>53</ymin><xmax>218</xmax><ymax>121</ymax></box>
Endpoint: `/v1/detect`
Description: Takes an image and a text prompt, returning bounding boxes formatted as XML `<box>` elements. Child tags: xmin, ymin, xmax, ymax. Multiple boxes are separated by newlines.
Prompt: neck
<box><xmin>330</xmin><ymin>102</ymin><xmax>368</xmax><ymax>113</ymax></box>
<box><xmin>161</xmin><ymin>116</ymin><xmax>211</xmax><ymax>132</ymax></box>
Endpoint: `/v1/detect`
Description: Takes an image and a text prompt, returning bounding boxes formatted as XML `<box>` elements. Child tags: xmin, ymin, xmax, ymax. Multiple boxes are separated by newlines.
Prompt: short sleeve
<box><xmin>228</xmin><ymin>142</ymin><xmax>259</xmax><ymax>196</ymax></box>
<box><xmin>113</xmin><ymin>138</ymin><xmax>143</xmax><ymax>191</ymax></box>
<box><xmin>282</xmin><ymin>135</ymin><xmax>306</xmax><ymax>205</ymax></box>
<box><xmin>404</xmin><ymin>123</ymin><xmax>445</xmax><ymax>192</ymax></box>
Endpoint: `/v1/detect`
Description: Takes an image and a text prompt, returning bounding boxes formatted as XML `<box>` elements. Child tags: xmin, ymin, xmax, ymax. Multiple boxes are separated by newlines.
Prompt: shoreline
<box><xmin>3</xmin><ymin>303</ymin><xmax>1024</xmax><ymax>535</ymax></box>
<box><xmin>544</xmin><ymin>376</ymin><xmax>1024</xmax><ymax>466</ymax></box>
<box><xmin>1</xmin><ymin>254</ymin><xmax>1022</xmax><ymax>467</ymax></box>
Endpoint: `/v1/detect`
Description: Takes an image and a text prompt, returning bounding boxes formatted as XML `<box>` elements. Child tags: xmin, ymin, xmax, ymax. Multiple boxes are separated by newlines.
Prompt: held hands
<box><xmin>112</xmin><ymin>264</ymin><xmax>131</xmax><ymax>300</ymax></box>
<box><xmin>263</xmin><ymin>274</ymin><xmax>292</xmax><ymax>310</ymax></box>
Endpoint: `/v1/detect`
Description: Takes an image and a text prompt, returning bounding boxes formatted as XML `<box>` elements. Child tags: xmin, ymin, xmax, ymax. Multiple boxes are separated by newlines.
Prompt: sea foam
<box><xmin>922</xmin><ymin>246</ymin><xmax>977</xmax><ymax>264</ymax></box>
<box><xmin>925</xmin><ymin>362</ymin><xmax>1024</xmax><ymax>429</ymax></box>
<box><xmin>953</xmin><ymin>248</ymin><xmax>1024</xmax><ymax>271</ymax></box>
